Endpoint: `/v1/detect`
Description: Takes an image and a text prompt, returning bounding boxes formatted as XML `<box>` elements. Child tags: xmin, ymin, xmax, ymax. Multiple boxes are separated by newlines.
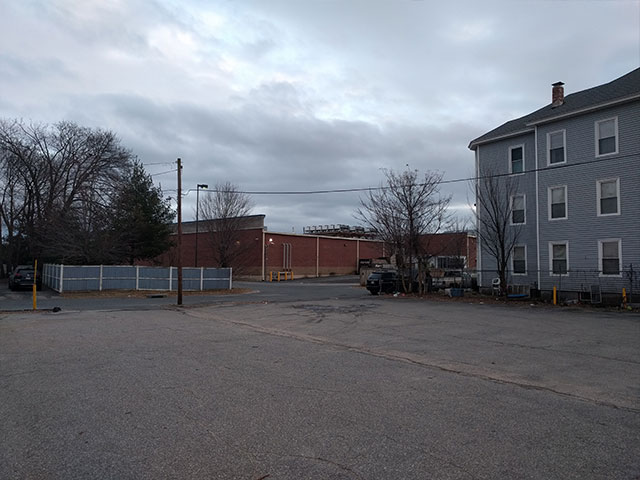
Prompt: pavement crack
<box><xmin>0</xmin><ymin>369</ymin><xmax>40</xmax><ymax>378</ymax></box>
<box><xmin>484</xmin><ymin>339</ymin><xmax>640</xmax><ymax>365</ymax></box>
<box><xmin>184</xmin><ymin>309</ymin><xmax>640</xmax><ymax>413</ymax></box>
<box><xmin>272</xmin><ymin>453</ymin><xmax>365</xmax><ymax>479</ymax></box>
<box><xmin>270</xmin><ymin>382</ymin><xmax>344</xmax><ymax>394</ymax></box>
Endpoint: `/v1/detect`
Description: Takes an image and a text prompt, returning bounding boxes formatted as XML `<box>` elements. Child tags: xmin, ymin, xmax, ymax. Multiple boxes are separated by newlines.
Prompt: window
<box><xmin>510</xmin><ymin>145</ymin><xmax>524</xmax><ymax>174</ymax></box>
<box><xmin>599</xmin><ymin>239</ymin><xmax>621</xmax><ymax>276</ymax></box>
<box><xmin>511</xmin><ymin>194</ymin><xmax>525</xmax><ymax>224</ymax></box>
<box><xmin>597</xmin><ymin>178</ymin><xmax>620</xmax><ymax>216</ymax></box>
<box><xmin>512</xmin><ymin>246</ymin><xmax>526</xmax><ymax>274</ymax></box>
<box><xmin>549</xmin><ymin>185</ymin><xmax>567</xmax><ymax>220</ymax></box>
<box><xmin>550</xmin><ymin>242</ymin><xmax>568</xmax><ymax>275</ymax></box>
<box><xmin>596</xmin><ymin>118</ymin><xmax>618</xmax><ymax>156</ymax></box>
<box><xmin>437</xmin><ymin>256</ymin><xmax>466</xmax><ymax>270</ymax></box>
<box><xmin>547</xmin><ymin>130</ymin><xmax>566</xmax><ymax>165</ymax></box>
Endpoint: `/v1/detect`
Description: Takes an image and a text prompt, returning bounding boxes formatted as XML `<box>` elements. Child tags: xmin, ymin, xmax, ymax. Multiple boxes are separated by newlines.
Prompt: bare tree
<box><xmin>0</xmin><ymin>119</ymin><xmax>171</xmax><ymax>266</ymax></box>
<box><xmin>198</xmin><ymin>182</ymin><xmax>253</xmax><ymax>268</ymax></box>
<box><xmin>0</xmin><ymin>149</ymin><xmax>28</xmax><ymax>272</ymax></box>
<box><xmin>471</xmin><ymin>168</ymin><xmax>521</xmax><ymax>295</ymax></box>
<box><xmin>356</xmin><ymin>168</ymin><xmax>451</xmax><ymax>293</ymax></box>
<box><xmin>419</xmin><ymin>216</ymin><xmax>473</xmax><ymax>273</ymax></box>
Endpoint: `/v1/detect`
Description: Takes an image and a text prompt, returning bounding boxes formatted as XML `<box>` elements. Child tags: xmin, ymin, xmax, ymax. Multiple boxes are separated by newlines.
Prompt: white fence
<box><xmin>42</xmin><ymin>264</ymin><xmax>232</xmax><ymax>293</ymax></box>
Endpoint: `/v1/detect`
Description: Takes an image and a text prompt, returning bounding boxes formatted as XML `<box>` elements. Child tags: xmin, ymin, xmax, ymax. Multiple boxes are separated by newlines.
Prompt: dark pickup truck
<box><xmin>366</xmin><ymin>271</ymin><xmax>398</xmax><ymax>295</ymax></box>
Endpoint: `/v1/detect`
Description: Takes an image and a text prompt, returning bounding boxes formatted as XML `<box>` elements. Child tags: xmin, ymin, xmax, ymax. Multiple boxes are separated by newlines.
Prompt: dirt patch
<box><xmin>61</xmin><ymin>288</ymin><xmax>253</xmax><ymax>299</ymax></box>
<box><xmin>377</xmin><ymin>289</ymin><xmax>639</xmax><ymax>312</ymax></box>
<box><xmin>379</xmin><ymin>290</ymin><xmax>525</xmax><ymax>305</ymax></box>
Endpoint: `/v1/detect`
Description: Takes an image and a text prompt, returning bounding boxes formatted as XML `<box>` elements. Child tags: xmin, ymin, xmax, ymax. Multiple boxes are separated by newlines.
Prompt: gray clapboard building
<box><xmin>469</xmin><ymin>67</ymin><xmax>640</xmax><ymax>298</ymax></box>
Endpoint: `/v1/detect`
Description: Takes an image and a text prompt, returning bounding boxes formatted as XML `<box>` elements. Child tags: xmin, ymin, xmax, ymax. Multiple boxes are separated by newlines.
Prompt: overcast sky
<box><xmin>1</xmin><ymin>0</ymin><xmax>638</xmax><ymax>233</ymax></box>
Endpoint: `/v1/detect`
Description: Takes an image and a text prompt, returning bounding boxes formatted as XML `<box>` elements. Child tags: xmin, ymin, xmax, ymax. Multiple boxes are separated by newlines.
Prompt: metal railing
<box><xmin>474</xmin><ymin>265</ymin><xmax>638</xmax><ymax>301</ymax></box>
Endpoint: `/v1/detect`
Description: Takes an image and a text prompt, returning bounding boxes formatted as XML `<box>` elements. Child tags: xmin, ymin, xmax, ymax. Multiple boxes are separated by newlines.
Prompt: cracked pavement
<box><xmin>1</xmin><ymin>283</ymin><xmax>639</xmax><ymax>479</ymax></box>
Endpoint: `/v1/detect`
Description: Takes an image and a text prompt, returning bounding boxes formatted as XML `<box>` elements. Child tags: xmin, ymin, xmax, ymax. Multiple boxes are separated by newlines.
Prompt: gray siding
<box><xmin>476</xmin><ymin>99</ymin><xmax>640</xmax><ymax>294</ymax></box>
<box><xmin>476</xmin><ymin>132</ymin><xmax>538</xmax><ymax>287</ymax></box>
<box><xmin>536</xmin><ymin>100</ymin><xmax>640</xmax><ymax>293</ymax></box>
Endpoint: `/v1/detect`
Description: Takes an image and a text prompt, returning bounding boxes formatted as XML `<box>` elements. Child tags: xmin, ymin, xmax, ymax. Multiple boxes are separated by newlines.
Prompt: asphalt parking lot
<box><xmin>1</xmin><ymin>281</ymin><xmax>639</xmax><ymax>479</ymax></box>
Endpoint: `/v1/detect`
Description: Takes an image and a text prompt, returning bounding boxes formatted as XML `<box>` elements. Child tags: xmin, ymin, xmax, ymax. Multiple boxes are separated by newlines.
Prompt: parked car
<box><xmin>366</xmin><ymin>271</ymin><xmax>398</xmax><ymax>295</ymax></box>
<box><xmin>8</xmin><ymin>265</ymin><xmax>41</xmax><ymax>291</ymax></box>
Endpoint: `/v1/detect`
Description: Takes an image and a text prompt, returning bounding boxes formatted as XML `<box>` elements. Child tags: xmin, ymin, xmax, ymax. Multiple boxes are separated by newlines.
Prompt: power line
<box><xmin>205</xmin><ymin>152</ymin><xmax>639</xmax><ymax>195</ymax></box>
<box><xmin>450</xmin><ymin>151</ymin><xmax>638</xmax><ymax>185</ymax></box>
<box><xmin>161</xmin><ymin>152</ymin><xmax>637</xmax><ymax>196</ymax></box>
<box><xmin>150</xmin><ymin>168</ymin><xmax>177</xmax><ymax>177</ymax></box>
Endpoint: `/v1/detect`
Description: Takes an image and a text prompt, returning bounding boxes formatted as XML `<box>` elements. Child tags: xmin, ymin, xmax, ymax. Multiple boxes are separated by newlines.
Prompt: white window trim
<box><xmin>595</xmin><ymin>117</ymin><xmax>619</xmax><ymax>157</ymax></box>
<box><xmin>598</xmin><ymin>238</ymin><xmax>622</xmax><ymax>278</ymax></box>
<box><xmin>549</xmin><ymin>241</ymin><xmax>569</xmax><ymax>277</ymax></box>
<box><xmin>510</xmin><ymin>194</ymin><xmax>526</xmax><ymax>225</ymax></box>
<box><xmin>512</xmin><ymin>245</ymin><xmax>527</xmax><ymax>276</ymax></box>
<box><xmin>548</xmin><ymin>185</ymin><xmax>568</xmax><ymax>221</ymax></box>
<box><xmin>509</xmin><ymin>144</ymin><xmax>525</xmax><ymax>175</ymax></box>
<box><xmin>546</xmin><ymin>129</ymin><xmax>567</xmax><ymax>166</ymax></box>
<box><xmin>596</xmin><ymin>177</ymin><xmax>621</xmax><ymax>217</ymax></box>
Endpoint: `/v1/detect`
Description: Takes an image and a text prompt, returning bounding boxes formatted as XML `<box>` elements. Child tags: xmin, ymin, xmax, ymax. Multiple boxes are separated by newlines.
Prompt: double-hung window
<box><xmin>549</xmin><ymin>185</ymin><xmax>567</xmax><ymax>220</ymax></box>
<box><xmin>550</xmin><ymin>242</ymin><xmax>568</xmax><ymax>275</ymax></box>
<box><xmin>597</xmin><ymin>178</ymin><xmax>620</xmax><ymax>216</ymax></box>
<box><xmin>596</xmin><ymin>118</ymin><xmax>618</xmax><ymax>156</ymax></box>
<box><xmin>512</xmin><ymin>246</ymin><xmax>526</xmax><ymax>275</ymax></box>
<box><xmin>511</xmin><ymin>194</ymin><xmax>525</xmax><ymax>224</ymax></box>
<box><xmin>599</xmin><ymin>239</ymin><xmax>621</xmax><ymax>276</ymax></box>
<box><xmin>510</xmin><ymin>145</ymin><xmax>524</xmax><ymax>174</ymax></box>
<box><xmin>547</xmin><ymin>130</ymin><xmax>566</xmax><ymax>165</ymax></box>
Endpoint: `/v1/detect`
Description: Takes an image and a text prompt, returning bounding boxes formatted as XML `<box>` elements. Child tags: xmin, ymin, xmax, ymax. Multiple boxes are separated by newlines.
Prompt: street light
<box><xmin>195</xmin><ymin>183</ymin><xmax>208</xmax><ymax>267</ymax></box>
<box><xmin>264</xmin><ymin>237</ymin><xmax>274</xmax><ymax>281</ymax></box>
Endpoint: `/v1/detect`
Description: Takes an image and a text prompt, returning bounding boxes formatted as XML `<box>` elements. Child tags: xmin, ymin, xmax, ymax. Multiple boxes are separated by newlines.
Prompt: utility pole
<box><xmin>177</xmin><ymin>157</ymin><xmax>183</xmax><ymax>305</ymax></box>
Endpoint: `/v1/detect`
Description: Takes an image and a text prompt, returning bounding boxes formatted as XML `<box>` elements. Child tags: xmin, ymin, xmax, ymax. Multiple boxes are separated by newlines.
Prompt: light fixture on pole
<box><xmin>195</xmin><ymin>183</ymin><xmax>208</xmax><ymax>267</ymax></box>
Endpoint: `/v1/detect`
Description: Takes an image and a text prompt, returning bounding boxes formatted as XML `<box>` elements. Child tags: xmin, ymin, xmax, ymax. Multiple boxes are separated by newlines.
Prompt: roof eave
<box><xmin>525</xmin><ymin>93</ymin><xmax>640</xmax><ymax>127</ymax></box>
<box><xmin>468</xmin><ymin>127</ymin><xmax>535</xmax><ymax>150</ymax></box>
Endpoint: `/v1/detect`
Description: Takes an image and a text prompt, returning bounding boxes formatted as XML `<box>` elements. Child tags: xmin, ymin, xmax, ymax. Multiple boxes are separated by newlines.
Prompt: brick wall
<box><xmin>156</xmin><ymin>229</ymin><xmax>385</xmax><ymax>280</ymax></box>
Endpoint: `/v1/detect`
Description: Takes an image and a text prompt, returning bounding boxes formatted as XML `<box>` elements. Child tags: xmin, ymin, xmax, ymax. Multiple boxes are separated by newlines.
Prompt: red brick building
<box><xmin>155</xmin><ymin>216</ymin><xmax>475</xmax><ymax>280</ymax></box>
<box><xmin>420</xmin><ymin>233</ymin><xmax>477</xmax><ymax>270</ymax></box>
<box><xmin>158</xmin><ymin>215</ymin><xmax>386</xmax><ymax>280</ymax></box>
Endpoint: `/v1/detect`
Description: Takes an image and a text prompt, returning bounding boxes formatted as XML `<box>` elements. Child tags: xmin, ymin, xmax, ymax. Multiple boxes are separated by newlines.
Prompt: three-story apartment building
<box><xmin>469</xmin><ymin>67</ymin><xmax>640</xmax><ymax>298</ymax></box>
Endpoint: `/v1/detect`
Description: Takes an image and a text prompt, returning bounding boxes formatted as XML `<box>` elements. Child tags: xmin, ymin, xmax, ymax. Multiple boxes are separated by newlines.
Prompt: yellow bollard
<box><xmin>622</xmin><ymin>288</ymin><xmax>627</xmax><ymax>308</ymax></box>
<box><xmin>553</xmin><ymin>286</ymin><xmax>557</xmax><ymax>305</ymax></box>
<box><xmin>277</xmin><ymin>271</ymin><xmax>281</xmax><ymax>282</ymax></box>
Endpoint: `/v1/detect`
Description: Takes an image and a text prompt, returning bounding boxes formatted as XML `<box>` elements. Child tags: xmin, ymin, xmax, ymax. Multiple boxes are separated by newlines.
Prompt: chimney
<box><xmin>552</xmin><ymin>81</ymin><xmax>564</xmax><ymax>107</ymax></box>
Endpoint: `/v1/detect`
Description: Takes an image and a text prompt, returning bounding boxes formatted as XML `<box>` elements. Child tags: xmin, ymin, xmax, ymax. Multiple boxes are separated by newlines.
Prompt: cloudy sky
<box><xmin>1</xmin><ymin>0</ymin><xmax>638</xmax><ymax>233</ymax></box>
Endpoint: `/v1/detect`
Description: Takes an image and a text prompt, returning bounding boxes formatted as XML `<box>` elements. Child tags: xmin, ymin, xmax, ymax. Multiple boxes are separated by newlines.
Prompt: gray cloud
<box><xmin>1</xmin><ymin>0</ymin><xmax>638</xmax><ymax>232</ymax></box>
